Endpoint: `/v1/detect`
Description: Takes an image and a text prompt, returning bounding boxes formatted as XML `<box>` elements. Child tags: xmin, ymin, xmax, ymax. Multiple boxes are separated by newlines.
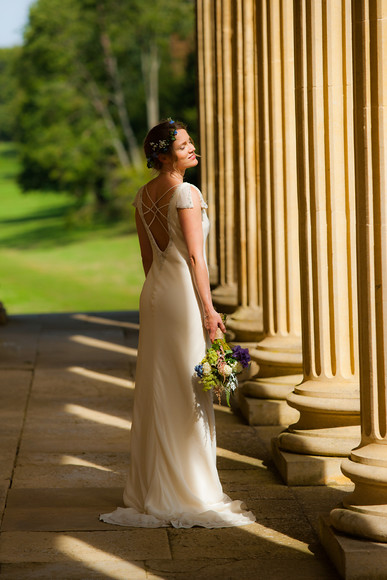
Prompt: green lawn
<box><xmin>0</xmin><ymin>143</ymin><xmax>144</xmax><ymax>314</ymax></box>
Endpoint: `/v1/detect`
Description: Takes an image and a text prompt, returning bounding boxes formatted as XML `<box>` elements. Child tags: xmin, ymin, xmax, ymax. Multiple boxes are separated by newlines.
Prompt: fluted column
<box><xmin>328</xmin><ymin>0</ymin><xmax>387</xmax><ymax>544</ymax></box>
<box><xmin>274</xmin><ymin>0</ymin><xmax>360</xmax><ymax>477</ymax></box>
<box><xmin>211</xmin><ymin>0</ymin><xmax>238</xmax><ymax>313</ymax></box>
<box><xmin>197</xmin><ymin>0</ymin><xmax>217</xmax><ymax>284</ymax></box>
<box><xmin>227</xmin><ymin>0</ymin><xmax>263</xmax><ymax>342</ymax></box>
<box><xmin>238</xmin><ymin>0</ymin><xmax>302</xmax><ymax>425</ymax></box>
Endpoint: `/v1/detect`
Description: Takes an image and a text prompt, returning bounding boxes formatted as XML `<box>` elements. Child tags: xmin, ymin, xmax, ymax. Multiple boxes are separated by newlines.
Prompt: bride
<box><xmin>100</xmin><ymin>118</ymin><xmax>255</xmax><ymax>528</ymax></box>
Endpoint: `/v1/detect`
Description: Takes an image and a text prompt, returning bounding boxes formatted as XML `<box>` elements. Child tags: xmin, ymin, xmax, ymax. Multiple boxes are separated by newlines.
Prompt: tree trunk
<box><xmin>94</xmin><ymin>177</ymin><xmax>108</xmax><ymax>206</ymax></box>
<box><xmin>99</xmin><ymin>31</ymin><xmax>142</xmax><ymax>166</ymax></box>
<box><xmin>79</xmin><ymin>67</ymin><xmax>131</xmax><ymax>169</ymax></box>
<box><xmin>141</xmin><ymin>40</ymin><xmax>160</xmax><ymax>129</ymax></box>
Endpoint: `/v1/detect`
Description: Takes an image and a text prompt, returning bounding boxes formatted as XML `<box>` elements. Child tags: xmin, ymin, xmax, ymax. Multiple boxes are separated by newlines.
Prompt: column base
<box><xmin>226</xmin><ymin>305</ymin><xmax>264</xmax><ymax>342</ymax></box>
<box><xmin>271</xmin><ymin>437</ymin><xmax>352</xmax><ymax>485</ymax></box>
<box><xmin>330</xmin><ymin>506</ymin><xmax>387</xmax><ymax>544</ymax></box>
<box><xmin>277</xmin><ymin>425</ymin><xmax>360</xmax><ymax>457</ymax></box>
<box><xmin>211</xmin><ymin>283</ymin><xmax>238</xmax><ymax>314</ymax></box>
<box><xmin>242</xmin><ymin>373</ymin><xmax>303</xmax><ymax>399</ymax></box>
<box><xmin>320</xmin><ymin>514</ymin><xmax>387</xmax><ymax>579</ymax></box>
<box><xmin>238</xmin><ymin>390</ymin><xmax>299</xmax><ymax>426</ymax></box>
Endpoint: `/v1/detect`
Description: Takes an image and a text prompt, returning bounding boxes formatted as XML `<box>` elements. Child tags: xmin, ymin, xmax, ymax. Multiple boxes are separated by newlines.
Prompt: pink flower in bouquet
<box><xmin>217</xmin><ymin>361</ymin><xmax>233</xmax><ymax>377</ymax></box>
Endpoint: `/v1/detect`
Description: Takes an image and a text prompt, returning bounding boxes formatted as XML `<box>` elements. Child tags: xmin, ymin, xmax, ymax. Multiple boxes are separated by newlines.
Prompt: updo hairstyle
<box><xmin>144</xmin><ymin>118</ymin><xmax>187</xmax><ymax>171</ymax></box>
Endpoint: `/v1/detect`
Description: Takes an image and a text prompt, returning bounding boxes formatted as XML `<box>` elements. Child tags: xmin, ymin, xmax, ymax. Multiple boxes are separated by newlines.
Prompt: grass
<box><xmin>0</xmin><ymin>143</ymin><xmax>144</xmax><ymax>314</ymax></box>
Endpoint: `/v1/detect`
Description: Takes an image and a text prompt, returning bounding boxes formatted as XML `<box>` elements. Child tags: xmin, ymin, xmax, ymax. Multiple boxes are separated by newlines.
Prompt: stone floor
<box><xmin>0</xmin><ymin>311</ymin><xmax>351</xmax><ymax>579</ymax></box>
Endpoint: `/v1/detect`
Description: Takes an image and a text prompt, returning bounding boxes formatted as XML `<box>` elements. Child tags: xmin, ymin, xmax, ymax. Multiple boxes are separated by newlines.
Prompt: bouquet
<box><xmin>194</xmin><ymin>327</ymin><xmax>251</xmax><ymax>406</ymax></box>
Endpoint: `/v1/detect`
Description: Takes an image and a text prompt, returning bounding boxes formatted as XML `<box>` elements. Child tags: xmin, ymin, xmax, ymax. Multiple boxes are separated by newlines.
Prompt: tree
<box><xmin>16</xmin><ymin>0</ymin><xmax>195</xmax><ymax>210</ymax></box>
<box><xmin>0</xmin><ymin>48</ymin><xmax>22</xmax><ymax>141</ymax></box>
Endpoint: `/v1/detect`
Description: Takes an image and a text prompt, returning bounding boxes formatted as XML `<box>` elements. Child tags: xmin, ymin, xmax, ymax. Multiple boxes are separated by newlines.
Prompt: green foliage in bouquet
<box><xmin>194</xmin><ymin>336</ymin><xmax>250</xmax><ymax>407</ymax></box>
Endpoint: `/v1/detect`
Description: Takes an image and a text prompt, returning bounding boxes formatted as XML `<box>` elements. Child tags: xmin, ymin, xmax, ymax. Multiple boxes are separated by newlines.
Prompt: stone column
<box><xmin>272</xmin><ymin>0</ymin><xmax>360</xmax><ymax>485</ymax></box>
<box><xmin>238</xmin><ymin>0</ymin><xmax>302</xmax><ymax>426</ymax></box>
<box><xmin>196</xmin><ymin>0</ymin><xmax>218</xmax><ymax>285</ymax></box>
<box><xmin>211</xmin><ymin>0</ymin><xmax>238</xmax><ymax>314</ymax></box>
<box><xmin>226</xmin><ymin>0</ymin><xmax>263</xmax><ymax>343</ymax></box>
<box><xmin>325</xmin><ymin>0</ymin><xmax>387</xmax><ymax>552</ymax></box>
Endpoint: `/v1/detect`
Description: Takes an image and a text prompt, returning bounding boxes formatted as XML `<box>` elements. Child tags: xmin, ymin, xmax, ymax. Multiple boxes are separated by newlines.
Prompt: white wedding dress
<box><xmin>99</xmin><ymin>182</ymin><xmax>255</xmax><ymax>528</ymax></box>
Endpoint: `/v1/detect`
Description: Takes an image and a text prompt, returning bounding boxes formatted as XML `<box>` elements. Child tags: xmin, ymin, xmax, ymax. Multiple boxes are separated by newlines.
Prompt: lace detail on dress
<box><xmin>176</xmin><ymin>183</ymin><xmax>208</xmax><ymax>210</ymax></box>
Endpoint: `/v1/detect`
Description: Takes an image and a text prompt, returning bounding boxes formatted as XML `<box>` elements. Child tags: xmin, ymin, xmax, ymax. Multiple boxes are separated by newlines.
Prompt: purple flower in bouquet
<box><xmin>232</xmin><ymin>345</ymin><xmax>251</xmax><ymax>368</ymax></box>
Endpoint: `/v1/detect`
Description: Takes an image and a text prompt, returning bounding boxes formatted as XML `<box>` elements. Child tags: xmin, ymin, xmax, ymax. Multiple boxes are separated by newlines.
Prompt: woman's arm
<box><xmin>178</xmin><ymin>187</ymin><xmax>226</xmax><ymax>341</ymax></box>
<box><xmin>135</xmin><ymin>209</ymin><xmax>153</xmax><ymax>276</ymax></box>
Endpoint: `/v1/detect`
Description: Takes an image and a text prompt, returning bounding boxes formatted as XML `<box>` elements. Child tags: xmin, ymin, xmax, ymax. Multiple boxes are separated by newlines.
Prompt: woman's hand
<box><xmin>205</xmin><ymin>310</ymin><xmax>226</xmax><ymax>342</ymax></box>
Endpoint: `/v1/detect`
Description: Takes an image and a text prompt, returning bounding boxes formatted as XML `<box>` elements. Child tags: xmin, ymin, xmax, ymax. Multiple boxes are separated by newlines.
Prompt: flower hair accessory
<box><xmin>146</xmin><ymin>118</ymin><xmax>178</xmax><ymax>168</ymax></box>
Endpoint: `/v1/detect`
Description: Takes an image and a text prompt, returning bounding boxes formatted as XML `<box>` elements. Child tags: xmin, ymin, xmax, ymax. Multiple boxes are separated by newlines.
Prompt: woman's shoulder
<box><xmin>131</xmin><ymin>185</ymin><xmax>145</xmax><ymax>207</ymax></box>
<box><xmin>177</xmin><ymin>182</ymin><xmax>207</xmax><ymax>209</ymax></box>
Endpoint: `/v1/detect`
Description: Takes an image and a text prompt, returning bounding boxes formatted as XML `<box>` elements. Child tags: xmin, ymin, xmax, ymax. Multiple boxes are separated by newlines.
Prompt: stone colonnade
<box><xmin>197</xmin><ymin>0</ymin><xmax>304</xmax><ymax>425</ymax></box>
<box><xmin>273</xmin><ymin>0</ymin><xmax>361</xmax><ymax>484</ymax></box>
<box><xmin>197</xmin><ymin>0</ymin><xmax>263</xmax><ymax>341</ymax></box>
<box><xmin>197</xmin><ymin>0</ymin><xmax>387</xmax><ymax>576</ymax></box>
<box><xmin>326</xmin><ymin>0</ymin><xmax>387</xmax><ymax>550</ymax></box>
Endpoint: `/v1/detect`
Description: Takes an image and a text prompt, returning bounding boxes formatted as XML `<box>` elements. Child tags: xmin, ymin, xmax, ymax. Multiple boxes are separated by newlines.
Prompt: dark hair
<box><xmin>144</xmin><ymin>118</ymin><xmax>187</xmax><ymax>171</ymax></box>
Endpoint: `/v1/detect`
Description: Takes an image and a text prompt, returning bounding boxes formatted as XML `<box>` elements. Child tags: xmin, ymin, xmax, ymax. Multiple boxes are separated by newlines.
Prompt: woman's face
<box><xmin>171</xmin><ymin>129</ymin><xmax>198</xmax><ymax>171</ymax></box>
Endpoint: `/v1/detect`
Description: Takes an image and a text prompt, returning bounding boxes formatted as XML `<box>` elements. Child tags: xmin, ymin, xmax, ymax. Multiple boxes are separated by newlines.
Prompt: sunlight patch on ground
<box><xmin>72</xmin><ymin>313</ymin><xmax>140</xmax><ymax>331</ymax></box>
<box><xmin>65</xmin><ymin>404</ymin><xmax>132</xmax><ymax>430</ymax></box>
<box><xmin>68</xmin><ymin>366</ymin><xmax>134</xmax><ymax>389</ymax></box>
<box><xmin>242</xmin><ymin>521</ymin><xmax>312</xmax><ymax>553</ymax></box>
<box><xmin>69</xmin><ymin>335</ymin><xmax>138</xmax><ymax>357</ymax></box>
<box><xmin>213</xmin><ymin>404</ymin><xmax>233</xmax><ymax>414</ymax></box>
<box><xmin>59</xmin><ymin>454</ymin><xmax>114</xmax><ymax>473</ymax></box>
<box><xmin>216</xmin><ymin>447</ymin><xmax>263</xmax><ymax>468</ymax></box>
<box><xmin>55</xmin><ymin>536</ymin><xmax>148</xmax><ymax>578</ymax></box>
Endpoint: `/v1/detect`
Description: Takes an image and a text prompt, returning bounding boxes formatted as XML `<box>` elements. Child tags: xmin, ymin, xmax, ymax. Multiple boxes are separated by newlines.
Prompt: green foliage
<box><xmin>0</xmin><ymin>48</ymin><xmax>22</xmax><ymax>141</ymax></box>
<box><xmin>0</xmin><ymin>142</ymin><xmax>143</xmax><ymax>314</ymax></box>
<box><xmin>13</xmin><ymin>0</ymin><xmax>196</xmax><ymax>220</ymax></box>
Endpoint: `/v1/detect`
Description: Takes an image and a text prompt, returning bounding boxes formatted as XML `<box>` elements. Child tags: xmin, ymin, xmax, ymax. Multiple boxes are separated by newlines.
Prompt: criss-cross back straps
<box><xmin>141</xmin><ymin>184</ymin><xmax>179</xmax><ymax>251</ymax></box>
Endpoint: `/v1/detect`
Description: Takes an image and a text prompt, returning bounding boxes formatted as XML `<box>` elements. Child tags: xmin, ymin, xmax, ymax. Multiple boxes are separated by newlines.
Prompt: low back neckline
<box><xmin>140</xmin><ymin>183</ymin><xmax>182</xmax><ymax>254</ymax></box>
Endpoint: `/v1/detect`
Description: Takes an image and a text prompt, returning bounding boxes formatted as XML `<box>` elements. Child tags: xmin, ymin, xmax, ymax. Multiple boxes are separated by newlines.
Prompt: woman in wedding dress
<box><xmin>100</xmin><ymin>119</ymin><xmax>255</xmax><ymax>528</ymax></box>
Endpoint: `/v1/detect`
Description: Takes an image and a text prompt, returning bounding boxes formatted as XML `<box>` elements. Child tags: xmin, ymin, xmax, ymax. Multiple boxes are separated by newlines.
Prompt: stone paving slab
<box><xmin>11</xmin><ymin>311</ymin><xmax>139</xmax><ymax>331</ymax></box>
<box><xmin>219</xmin><ymin>467</ymin><xmax>281</xmax><ymax>489</ymax></box>
<box><xmin>19</xmin><ymin>424</ymin><xmax>130</xmax><ymax>455</ymax></box>
<box><xmin>0</xmin><ymin>312</ymin><xmax>347</xmax><ymax>579</ymax></box>
<box><xmin>0</xmin><ymin>370</ymin><xmax>32</xmax><ymax>410</ymax></box>
<box><xmin>226</xmin><ymin>483</ymin><xmax>295</xmax><ymax>501</ymax></box>
<box><xmin>146</xmin><ymin>556</ymin><xmax>340</xmax><ymax>579</ymax></box>
<box><xmin>0</xmin><ymin>529</ymin><xmax>170</xmax><ymax>562</ymax></box>
<box><xmin>166</xmin><ymin>523</ymin><xmax>313</xmax><ymax>560</ymax></box>
<box><xmin>12</xmin><ymin>452</ymin><xmax>128</xmax><ymax>488</ymax></box>
<box><xmin>2</xmin><ymin>487</ymin><xmax>125</xmax><ymax>532</ymax></box>
<box><xmin>0</xmin><ymin>561</ymin><xmax>148</xmax><ymax>580</ymax></box>
<box><xmin>31</xmin><ymin>368</ymin><xmax>135</xmax><ymax>399</ymax></box>
<box><xmin>0</xmin><ymin>324</ymin><xmax>40</xmax><ymax>370</ymax></box>
<box><xmin>0</xmin><ymin>482</ymin><xmax>9</xmax><ymax>523</ymax></box>
<box><xmin>24</xmin><ymin>400</ymin><xmax>132</xmax><ymax>426</ymax></box>
<box><xmin>36</xmin><ymin>329</ymin><xmax>133</xmax><ymax>370</ymax></box>
<box><xmin>291</xmin><ymin>485</ymin><xmax>354</xmax><ymax>534</ymax></box>
<box><xmin>215</xmin><ymin>449</ymin><xmax>266</xmax><ymax>470</ymax></box>
<box><xmin>0</xmin><ymin>371</ymin><xmax>32</xmax><ymax>493</ymax></box>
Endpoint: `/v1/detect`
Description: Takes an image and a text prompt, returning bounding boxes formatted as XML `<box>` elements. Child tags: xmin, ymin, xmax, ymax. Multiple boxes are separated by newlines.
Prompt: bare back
<box><xmin>141</xmin><ymin>179</ymin><xmax>180</xmax><ymax>252</ymax></box>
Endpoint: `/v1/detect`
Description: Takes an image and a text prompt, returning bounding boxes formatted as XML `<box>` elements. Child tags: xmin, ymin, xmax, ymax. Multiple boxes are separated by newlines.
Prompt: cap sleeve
<box><xmin>176</xmin><ymin>182</ymin><xmax>194</xmax><ymax>209</ymax></box>
<box><xmin>176</xmin><ymin>183</ymin><xmax>208</xmax><ymax>209</ymax></box>
<box><xmin>132</xmin><ymin>187</ymin><xmax>143</xmax><ymax>208</ymax></box>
